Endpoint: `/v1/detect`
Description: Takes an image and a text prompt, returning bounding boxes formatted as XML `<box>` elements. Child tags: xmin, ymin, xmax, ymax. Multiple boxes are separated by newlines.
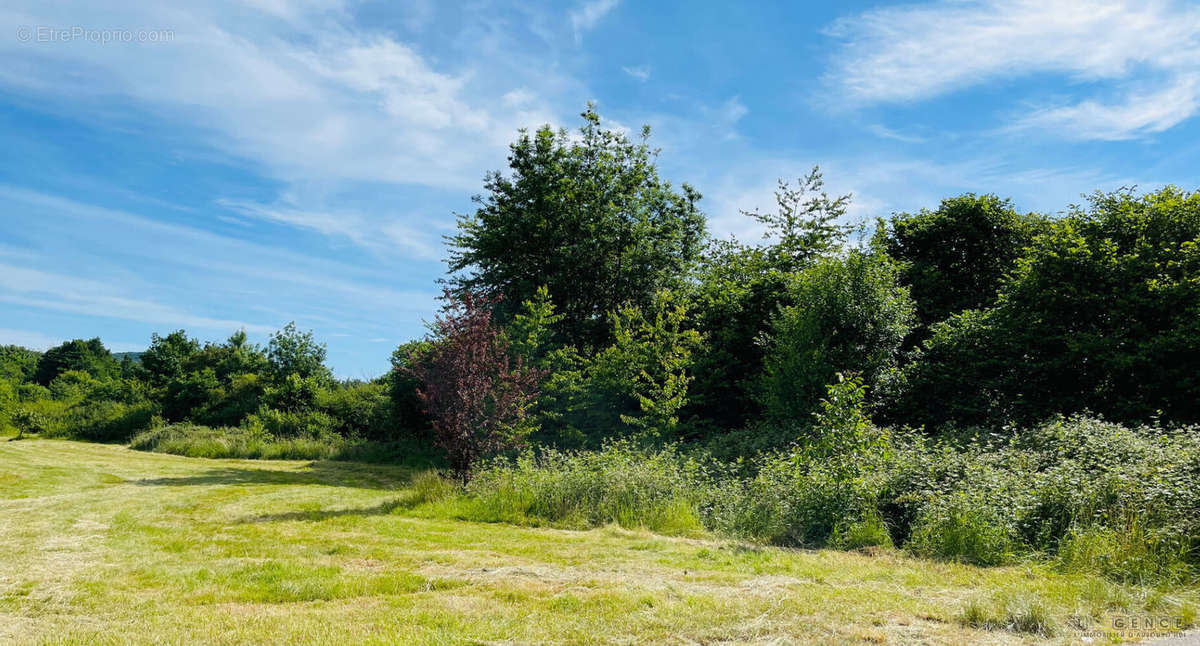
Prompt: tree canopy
<box><xmin>447</xmin><ymin>106</ymin><xmax>707</xmax><ymax>349</ymax></box>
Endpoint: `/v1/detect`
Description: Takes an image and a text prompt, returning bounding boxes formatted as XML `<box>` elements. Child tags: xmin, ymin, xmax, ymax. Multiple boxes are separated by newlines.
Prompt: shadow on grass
<box><xmin>131</xmin><ymin>461</ymin><xmax>416</xmax><ymax>490</ymax></box>
<box><xmin>236</xmin><ymin>497</ymin><xmax>423</xmax><ymax>523</ymax></box>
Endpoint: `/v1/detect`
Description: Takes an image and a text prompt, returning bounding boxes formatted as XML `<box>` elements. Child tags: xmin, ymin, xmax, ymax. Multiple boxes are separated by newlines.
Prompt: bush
<box><xmin>244</xmin><ymin>407</ymin><xmax>339</xmax><ymax>438</ymax></box>
<box><xmin>461</xmin><ymin>441</ymin><xmax>708</xmax><ymax>535</ymax></box>
<box><xmin>58</xmin><ymin>399</ymin><xmax>159</xmax><ymax>443</ymax></box>
<box><xmin>407</xmin><ymin>290</ymin><xmax>542</xmax><ymax>477</ymax></box>
<box><xmin>760</xmin><ymin>252</ymin><xmax>914</xmax><ymax>422</ymax></box>
<box><xmin>906</xmin><ymin>495</ymin><xmax>1017</xmax><ymax>566</ymax></box>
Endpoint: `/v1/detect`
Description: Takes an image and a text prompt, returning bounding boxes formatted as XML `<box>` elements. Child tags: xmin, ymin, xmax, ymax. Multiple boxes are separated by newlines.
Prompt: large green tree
<box><xmin>33</xmin><ymin>338</ymin><xmax>118</xmax><ymax>386</ymax></box>
<box><xmin>447</xmin><ymin>106</ymin><xmax>707</xmax><ymax>349</ymax></box>
<box><xmin>759</xmin><ymin>251</ymin><xmax>915</xmax><ymax>423</ymax></box>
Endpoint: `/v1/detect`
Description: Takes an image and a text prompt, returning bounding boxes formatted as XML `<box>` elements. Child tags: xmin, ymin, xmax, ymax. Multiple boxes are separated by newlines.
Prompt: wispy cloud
<box><xmin>867</xmin><ymin>124</ymin><xmax>926</xmax><ymax>144</ymax></box>
<box><xmin>826</xmin><ymin>0</ymin><xmax>1200</xmax><ymax>139</ymax></box>
<box><xmin>0</xmin><ymin>264</ymin><xmax>278</xmax><ymax>334</ymax></box>
<box><xmin>219</xmin><ymin>199</ymin><xmax>443</xmax><ymax>259</ymax></box>
<box><xmin>570</xmin><ymin>0</ymin><xmax>620</xmax><ymax>42</ymax></box>
<box><xmin>1014</xmin><ymin>74</ymin><xmax>1200</xmax><ymax>140</ymax></box>
<box><xmin>622</xmin><ymin>65</ymin><xmax>651</xmax><ymax>82</ymax></box>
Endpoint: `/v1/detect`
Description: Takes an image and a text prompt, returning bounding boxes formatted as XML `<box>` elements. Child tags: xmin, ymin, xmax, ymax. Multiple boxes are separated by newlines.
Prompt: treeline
<box><xmin>3</xmin><ymin>107</ymin><xmax>1199</xmax><ymax>461</ymax></box>
<box><xmin>0</xmin><ymin>325</ymin><xmax>430</xmax><ymax>461</ymax></box>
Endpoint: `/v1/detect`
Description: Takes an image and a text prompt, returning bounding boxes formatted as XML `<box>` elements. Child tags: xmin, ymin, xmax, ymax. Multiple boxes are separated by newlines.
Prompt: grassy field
<box><xmin>1</xmin><ymin>439</ymin><xmax>1195</xmax><ymax>645</ymax></box>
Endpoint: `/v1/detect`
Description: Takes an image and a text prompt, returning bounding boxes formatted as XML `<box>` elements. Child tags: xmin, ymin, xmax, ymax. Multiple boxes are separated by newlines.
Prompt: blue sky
<box><xmin>3</xmin><ymin>0</ymin><xmax>1199</xmax><ymax>378</ymax></box>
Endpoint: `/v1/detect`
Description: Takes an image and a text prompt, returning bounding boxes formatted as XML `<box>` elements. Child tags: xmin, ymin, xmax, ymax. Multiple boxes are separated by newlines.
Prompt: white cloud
<box><xmin>219</xmin><ymin>199</ymin><xmax>443</xmax><ymax>259</ymax></box>
<box><xmin>622</xmin><ymin>65</ymin><xmax>651</xmax><ymax>82</ymax></box>
<box><xmin>827</xmin><ymin>0</ymin><xmax>1200</xmax><ymax>139</ymax></box>
<box><xmin>1015</xmin><ymin>74</ymin><xmax>1200</xmax><ymax>140</ymax></box>
<box><xmin>570</xmin><ymin>0</ymin><xmax>619</xmax><ymax>42</ymax></box>
<box><xmin>0</xmin><ymin>263</ymin><xmax>278</xmax><ymax>334</ymax></box>
<box><xmin>0</xmin><ymin>0</ymin><xmax>573</xmax><ymax>250</ymax></box>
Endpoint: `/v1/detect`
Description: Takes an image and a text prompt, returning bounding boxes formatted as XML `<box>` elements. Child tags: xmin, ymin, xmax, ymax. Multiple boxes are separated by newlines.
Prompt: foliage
<box><xmin>740</xmin><ymin>166</ymin><xmax>852</xmax><ymax>272</ymax></box>
<box><xmin>759</xmin><ymin>252</ymin><xmax>914</xmax><ymax>422</ymax></box>
<box><xmin>894</xmin><ymin>186</ymin><xmax>1200</xmax><ymax>428</ymax></box>
<box><xmin>10</xmin><ymin>408</ymin><xmax>47</xmax><ymax>439</ymax></box>
<box><xmin>519</xmin><ymin>290</ymin><xmax>702</xmax><ymax>448</ymax></box>
<box><xmin>141</xmin><ymin>330</ymin><xmax>201</xmax><ymax>388</ymax></box>
<box><xmin>33</xmin><ymin>338</ymin><xmax>118</xmax><ymax>385</ymax></box>
<box><xmin>387</xmin><ymin>340</ymin><xmax>433</xmax><ymax>437</ymax></box>
<box><xmin>407</xmin><ymin>290</ymin><xmax>543</xmax><ymax>477</ymax></box>
<box><xmin>874</xmin><ymin>194</ymin><xmax>1046</xmax><ymax>330</ymax></box>
<box><xmin>686</xmin><ymin>167</ymin><xmax>851</xmax><ymax>429</ymax></box>
<box><xmin>0</xmin><ymin>345</ymin><xmax>40</xmax><ymax>382</ymax></box>
<box><xmin>267</xmin><ymin>322</ymin><xmax>332</xmax><ymax>385</ymax></box>
<box><xmin>447</xmin><ymin>105</ymin><xmax>707</xmax><ymax>349</ymax></box>
<box><xmin>462</xmin><ymin>441</ymin><xmax>708</xmax><ymax>534</ymax></box>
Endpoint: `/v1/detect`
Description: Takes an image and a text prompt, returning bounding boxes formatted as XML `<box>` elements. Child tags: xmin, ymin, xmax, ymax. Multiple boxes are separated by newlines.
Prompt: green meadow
<box><xmin>2</xmin><ymin>438</ymin><xmax>1194</xmax><ymax>645</ymax></box>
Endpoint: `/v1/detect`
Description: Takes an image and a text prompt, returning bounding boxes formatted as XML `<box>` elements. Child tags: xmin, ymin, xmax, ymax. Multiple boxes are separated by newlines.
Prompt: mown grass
<box><xmin>1</xmin><ymin>438</ymin><xmax>1196</xmax><ymax>645</ymax></box>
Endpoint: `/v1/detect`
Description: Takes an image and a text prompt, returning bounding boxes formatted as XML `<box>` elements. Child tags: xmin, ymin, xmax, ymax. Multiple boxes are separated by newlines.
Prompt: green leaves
<box><xmin>447</xmin><ymin>105</ymin><xmax>706</xmax><ymax>349</ymax></box>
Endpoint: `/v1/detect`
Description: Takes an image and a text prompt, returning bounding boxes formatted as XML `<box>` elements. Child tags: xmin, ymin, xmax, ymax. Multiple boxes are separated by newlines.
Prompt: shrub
<box><xmin>894</xmin><ymin>186</ymin><xmax>1200</xmax><ymax>429</ymax></box>
<box><xmin>317</xmin><ymin>382</ymin><xmax>393</xmax><ymax>438</ymax></box>
<box><xmin>1057</xmin><ymin>519</ymin><xmax>1193</xmax><ymax>584</ymax></box>
<box><xmin>407</xmin><ymin>290</ymin><xmax>543</xmax><ymax>478</ymax></box>
<box><xmin>906</xmin><ymin>495</ymin><xmax>1017</xmax><ymax>566</ymax></box>
<box><xmin>10</xmin><ymin>408</ymin><xmax>47</xmax><ymax>439</ymax></box>
<box><xmin>462</xmin><ymin>441</ymin><xmax>708</xmax><ymax>535</ymax></box>
<box><xmin>760</xmin><ymin>251</ymin><xmax>914</xmax><ymax>422</ymax></box>
<box><xmin>59</xmin><ymin>399</ymin><xmax>158</xmax><ymax>443</ymax></box>
<box><xmin>244</xmin><ymin>407</ymin><xmax>339</xmax><ymax>438</ymax></box>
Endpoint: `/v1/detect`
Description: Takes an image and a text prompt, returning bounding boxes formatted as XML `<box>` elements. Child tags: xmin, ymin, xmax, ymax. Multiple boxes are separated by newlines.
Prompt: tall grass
<box><xmin>457</xmin><ymin>441</ymin><xmax>708</xmax><ymax>535</ymax></box>
<box><xmin>129</xmin><ymin>424</ymin><xmax>424</xmax><ymax>463</ymax></box>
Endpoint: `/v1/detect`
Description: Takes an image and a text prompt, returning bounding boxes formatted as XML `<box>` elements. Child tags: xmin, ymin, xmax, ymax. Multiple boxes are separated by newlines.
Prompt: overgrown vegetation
<box><xmin>4</xmin><ymin>106</ymin><xmax>1200</xmax><ymax>599</ymax></box>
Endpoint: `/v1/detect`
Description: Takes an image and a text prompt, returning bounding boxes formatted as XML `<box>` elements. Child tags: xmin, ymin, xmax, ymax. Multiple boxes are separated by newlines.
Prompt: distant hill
<box><xmin>112</xmin><ymin>351</ymin><xmax>144</xmax><ymax>363</ymax></box>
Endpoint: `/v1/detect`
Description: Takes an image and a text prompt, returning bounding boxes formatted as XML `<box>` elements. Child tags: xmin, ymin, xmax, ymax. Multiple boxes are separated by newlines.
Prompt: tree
<box><xmin>267</xmin><ymin>322</ymin><xmax>331</xmax><ymax>385</ymax></box>
<box><xmin>686</xmin><ymin>167</ymin><xmax>851</xmax><ymax>430</ymax></box>
<box><xmin>874</xmin><ymin>194</ymin><xmax>1046</xmax><ymax>331</ymax></box>
<box><xmin>10</xmin><ymin>409</ymin><xmax>47</xmax><ymax>439</ymax></box>
<box><xmin>406</xmin><ymin>291</ymin><xmax>543</xmax><ymax>478</ymax></box>
<box><xmin>33</xmin><ymin>338</ymin><xmax>118</xmax><ymax>386</ymax></box>
<box><xmin>582</xmin><ymin>291</ymin><xmax>702</xmax><ymax>443</ymax></box>
<box><xmin>0</xmin><ymin>345</ymin><xmax>40</xmax><ymax>383</ymax></box>
<box><xmin>893</xmin><ymin>186</ymin><xmax>1200</xmax><ymax>429</ymax></box>
<box><xmin>447</xmin><ymin>105</ymin><xmax>707</xmax><ymax>349</ymax></box>
<box><xmin>760</xmin><ymin>252</ymin><xmax>915</xmax><ymax>422</ymax></box>
<box><xmin>387</xmin><ymin>340</ymin><xmax>434</xmax><ymax>437</ymax></box>
<box><xmin>741</xmin><ymin>166</ymin><xmax>852</xmax><ymax>273</ymax></box>
<box><xmin>140</xmin><ymin>330</ymin><xmax>200</xmax><ymax>388</ymax></box>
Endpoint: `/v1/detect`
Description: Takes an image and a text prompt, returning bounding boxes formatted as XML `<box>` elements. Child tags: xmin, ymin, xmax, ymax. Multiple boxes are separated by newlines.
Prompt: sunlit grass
<box><xmin>1</xmin><ymin>438</ymin><xmax>1194</xmax><ymax>644</ymax></box>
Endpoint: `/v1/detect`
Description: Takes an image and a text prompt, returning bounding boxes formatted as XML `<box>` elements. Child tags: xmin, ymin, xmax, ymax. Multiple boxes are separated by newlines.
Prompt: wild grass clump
<box><xmin>959</xmin><ymin>592</ymin><xmax>1058</xmax><ymax>636</ymax></box>
<box><xmin>459</xmin><ymin>441</ymin><xmax>709</xmax><ymax>535</ymax></box>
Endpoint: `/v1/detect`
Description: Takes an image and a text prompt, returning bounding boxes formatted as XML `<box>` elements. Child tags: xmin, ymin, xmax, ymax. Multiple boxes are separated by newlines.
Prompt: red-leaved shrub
<box><xmin>405</xmin><ymin>290</ymin><xmax>542</xmax><ymax>478</ymax></box>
